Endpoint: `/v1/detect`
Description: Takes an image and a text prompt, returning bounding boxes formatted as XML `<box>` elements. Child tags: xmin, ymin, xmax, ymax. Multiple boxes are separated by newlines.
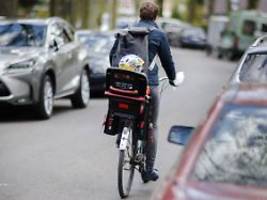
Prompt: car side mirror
<box><xmin>168</xmin><ymin>125</ymin><xmax>194</xmax><ymax>145</ymax></box>
<box><xmin>49</xmin><ymin>39</ymin><xmax>59</xmax><ymax>51</ymax></box>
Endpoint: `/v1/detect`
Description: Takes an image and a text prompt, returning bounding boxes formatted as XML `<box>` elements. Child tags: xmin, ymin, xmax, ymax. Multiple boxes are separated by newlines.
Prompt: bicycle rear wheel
<box><xmin>118</xmin><ymin>126</ymin><xmax>136</xmax><ymax>198</ymax></box>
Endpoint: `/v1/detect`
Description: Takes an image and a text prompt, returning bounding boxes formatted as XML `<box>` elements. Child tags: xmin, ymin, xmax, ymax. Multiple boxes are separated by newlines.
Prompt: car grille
<box><xmin>0</xmin><ymin>81</ymin><xmax>11</xmax><ymax>96</ymax></box>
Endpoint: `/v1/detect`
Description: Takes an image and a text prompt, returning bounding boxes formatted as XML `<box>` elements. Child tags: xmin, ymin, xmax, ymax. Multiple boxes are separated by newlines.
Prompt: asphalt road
<box><xmin>0</xmin><ymin>48</ymin><xmax>236</xmax><ymax>200</ymax></box>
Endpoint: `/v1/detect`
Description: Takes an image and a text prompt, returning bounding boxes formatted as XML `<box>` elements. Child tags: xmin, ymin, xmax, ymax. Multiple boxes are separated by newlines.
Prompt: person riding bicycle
<box><xmin>110</xmin><ymin>1</ymin><xmax>180</xmax><ymax>183</ymax></box>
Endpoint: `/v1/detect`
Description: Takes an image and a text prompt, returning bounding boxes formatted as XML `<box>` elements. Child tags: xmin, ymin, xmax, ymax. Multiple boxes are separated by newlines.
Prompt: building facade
<box><xmin>213</xmin><ymin>0</ymin><xmax>267</xmax><ymax>14</ymax></box>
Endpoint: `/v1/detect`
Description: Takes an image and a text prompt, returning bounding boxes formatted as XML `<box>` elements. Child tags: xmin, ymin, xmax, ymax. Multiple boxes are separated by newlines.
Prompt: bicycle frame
<box><xmin>103</xmin><ymin>68</ymin><xmax>172</xmax><ymax>198</ymax></box>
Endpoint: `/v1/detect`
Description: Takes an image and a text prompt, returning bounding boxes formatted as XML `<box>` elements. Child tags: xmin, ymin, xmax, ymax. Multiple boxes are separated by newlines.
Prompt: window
<box><xmin>239</xmin><ymin>53</ymin><xmax>267</xmax><ymax>83</ymax></box>
<box><xmin>0</xmin><ymin>23</ymin><xmax>46</xmax><ymax>47</ymax></box>
<box><xmin>242</xmin><ymin>20</ymin><xmax>256</xmax><ymax>36</ymax></box>
<box><xmin>49</xmin><ymin>23</ymin><xmax>64</xmax><ymax>46</ymax></box>
<box><xmin>50</xmin><ymin>23</ymin><xmax>71</xmax><ymax>45</ymax></box>
<box><xmin>193</xmin><ymin>104</ymin><xmax>267</xmax><ymax>187</ymax></box>
<box><xmin>61</xmin><ymin>28</ymin><xmax>71</xmax><ymax>43</ymax></box>
<box><xmin>64</xmin><ymin>24</ymin><xmax>74</xmax><ymax>41</ymax></box>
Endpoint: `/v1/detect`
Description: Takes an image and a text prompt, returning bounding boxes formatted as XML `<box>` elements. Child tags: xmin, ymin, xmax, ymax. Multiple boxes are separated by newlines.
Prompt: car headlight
<box><xmin>5</xmin><ymin>59</ymin><xmax>36</xmax><ymax>74</ymax></box>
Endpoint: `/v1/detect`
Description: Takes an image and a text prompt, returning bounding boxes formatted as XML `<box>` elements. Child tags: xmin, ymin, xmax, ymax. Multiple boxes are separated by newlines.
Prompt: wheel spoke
<box><xmin>118</xmin><ymin>127</ymin><xmax>136</xmax><ymax>198</ymax></box>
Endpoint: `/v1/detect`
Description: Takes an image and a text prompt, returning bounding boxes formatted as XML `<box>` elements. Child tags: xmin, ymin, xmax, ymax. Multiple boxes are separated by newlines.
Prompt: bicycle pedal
<box><xmin>134</xmin><ymin>154</ymin><xmax>144</xmax><ymax>163</ymax></box>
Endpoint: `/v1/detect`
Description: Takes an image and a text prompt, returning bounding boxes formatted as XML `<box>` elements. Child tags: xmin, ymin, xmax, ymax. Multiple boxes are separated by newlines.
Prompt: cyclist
<box><xmin>110</xmin><ymin>1</ymin><xmax>180</xmax><ymax>183</ymax></box>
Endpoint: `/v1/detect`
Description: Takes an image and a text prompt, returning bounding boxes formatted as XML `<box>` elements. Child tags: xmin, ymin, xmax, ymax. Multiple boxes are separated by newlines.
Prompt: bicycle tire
<box><xmin>118</xmin><ymin>127</ymin><xmax>136</xmax><ymax>198</ymax></box>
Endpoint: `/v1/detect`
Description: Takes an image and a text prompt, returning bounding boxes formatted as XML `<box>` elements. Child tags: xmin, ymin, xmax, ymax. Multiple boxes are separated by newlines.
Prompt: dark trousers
<box><xmin>145</xmin><ymin>86</ymin><xmax>159</xmax><ymax>172</ymax></box>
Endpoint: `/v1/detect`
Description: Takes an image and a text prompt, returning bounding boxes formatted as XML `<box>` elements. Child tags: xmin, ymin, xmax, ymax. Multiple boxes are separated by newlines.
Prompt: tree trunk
<box><xmin>49</xmin><ymin>0</ymin><xmax>55</xmax><ymax>16</ymax></box>
<box><xmin>227</xmin><ymin>0</ymin><xmax>232</xmax><ymax>13</ymax></box>
<box><xmin>96</xmin><ymin>0</ymin><xmax>106</xmax><ymax>28</ymax></box>
<box><xmin>248</xmin><ymin>0</ymin><xmax>259</xmax><ymax>9</ymax></box>
<box><xmin>171</xmin><ymin>0</ymin><xmax>180</xmax><ymax>19</ymax></box>
<box><xmin>111</xmin><ymin>0</ymin><xmax>117</xmax><ymax>29</ymax></box>
<box><xmin>134</xmin><ymin>0</ymin><xmax>141</xmax><ymax>17</ymax></box>
<box><xmin>0</xmin><ymin>0</ymin><xmax>18</xmax><ymax>17</ymax></box>
<box><xmin>49</xmin><ymin>0</ymin><xmax>73</xmax><ymax>23</ymax></box>
<box><xmin>81</xmin><ymin>0</ymin><xmax>89</xmax><ymax>28</ymax></box>
<box><xmin>49</xmin><ymin>0</ymin><xmax>65</xmax><ymax>17</ymax></box>
<box><xmin>157</xmin><ymin>0</ymin><xmax>163</xmax><ymax>16</ymax></box>
<box><xmin>188</xmin><ymin>0</ymin><xmax>195</xmax><ymax>23</ymax></box>
<box><xmin>208</xmin><ymin>0</ymin><xmax>214</xmax><ymax>16</ymax></box>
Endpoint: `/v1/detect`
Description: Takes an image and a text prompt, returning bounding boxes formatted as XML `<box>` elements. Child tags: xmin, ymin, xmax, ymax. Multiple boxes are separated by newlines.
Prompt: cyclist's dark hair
<box><xmin>139</xmin><ymin>1</ymin><xmax>159</xmax><ymax>21</ymax></box>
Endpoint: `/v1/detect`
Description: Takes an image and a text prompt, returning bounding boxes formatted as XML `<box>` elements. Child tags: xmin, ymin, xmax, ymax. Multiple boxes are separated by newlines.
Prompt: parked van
<box><xmin>206</xmin><ymin>15</ymin><xmax>229</xmax><ymax>56</ymax></box>
<box><xmin>218</xmin><ymin>10</ymin><xmax>267</xmax><ymax>60</ymax></box>
<box><xmin>157</xmin><ymin>17</ymin><xmax>191</xmax><ymax>47</ymax></box>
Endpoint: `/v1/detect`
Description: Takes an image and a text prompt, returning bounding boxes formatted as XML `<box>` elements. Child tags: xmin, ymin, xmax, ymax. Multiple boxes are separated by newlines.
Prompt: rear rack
<box><xmin>251</xmin><ymin>35</ymin><xmax>267</xmax><ymax>47</ymax></box>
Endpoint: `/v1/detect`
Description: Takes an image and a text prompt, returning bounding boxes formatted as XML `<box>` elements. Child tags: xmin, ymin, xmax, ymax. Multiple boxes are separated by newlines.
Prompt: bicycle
<box><xmin>103</xmin><ymin>68</ymin><xmax>184</xmax><ymax>198</ymax></box>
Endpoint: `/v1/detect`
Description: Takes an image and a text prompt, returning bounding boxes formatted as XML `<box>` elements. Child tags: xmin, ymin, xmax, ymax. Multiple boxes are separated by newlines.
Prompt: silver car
<box><xmin>229</xmin><ymin>35</ymin><xmax>267</xmax><ymax>85</ymax></box>
<box><xmin>0</xmin><ymin>17</ymin><xmax>90</xmax><ymax>119</ymax></box>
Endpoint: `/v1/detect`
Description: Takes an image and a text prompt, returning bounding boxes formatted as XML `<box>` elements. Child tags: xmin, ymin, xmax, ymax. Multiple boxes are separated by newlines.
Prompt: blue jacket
<box><xmin>110</xmin><ymin>19</ymin><xmax>176</xmax><ymax>86</ymax></box>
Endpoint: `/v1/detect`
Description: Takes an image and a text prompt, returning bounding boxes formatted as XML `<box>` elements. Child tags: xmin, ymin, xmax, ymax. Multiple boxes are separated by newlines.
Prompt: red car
<box><xmin>153</xmin><ymin>84</ymin><xmax>267</xmax><ymax>200</ymax></box>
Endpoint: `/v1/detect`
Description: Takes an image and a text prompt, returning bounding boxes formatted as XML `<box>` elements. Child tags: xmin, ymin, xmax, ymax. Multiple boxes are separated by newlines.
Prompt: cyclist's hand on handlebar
<box><xmin>169</xmin><ymin>79</ymin><xmax>177</xmax><ymax>87</ymax></box>
<box><xmin>169</xmin><ymin>71</ymin><xmax>185</xmax><ymax>87</ymax></box>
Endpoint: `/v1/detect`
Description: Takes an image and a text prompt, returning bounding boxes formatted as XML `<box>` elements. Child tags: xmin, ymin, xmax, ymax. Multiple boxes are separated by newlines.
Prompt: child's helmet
<box><xmin>118</xmin><ymin>54</ymin><xmax>144</xmax><ymax>73</ymax></box>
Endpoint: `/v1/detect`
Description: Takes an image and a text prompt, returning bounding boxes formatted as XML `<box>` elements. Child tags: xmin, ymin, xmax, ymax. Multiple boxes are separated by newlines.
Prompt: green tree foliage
<box><xmin>171</xmin><ymin>0</ymin><xmax>181</xmax><ymax>19</ymax></box>
<box><xmin>48</xmin><ymin>0</ymin><xmax>119</xmax><ymax>29</ymax></box>
<box><xmin>156</xmin><ymin>0</ymin><xmax>163</xmax><ymax>16</ymax></box>
<box><xmin>187</xmin><ymin>0</ymin><xmax>205</xmax><ymax>23</ymax></box>
<box><xmin>172</xmin><ymin>7</ymin><xmax>181</xmax><ymax>19</ymax></box>
<box><xmin>49</xmin><ymin>0</ymin><xmax>87</xmax><ymax>28</ymax></box>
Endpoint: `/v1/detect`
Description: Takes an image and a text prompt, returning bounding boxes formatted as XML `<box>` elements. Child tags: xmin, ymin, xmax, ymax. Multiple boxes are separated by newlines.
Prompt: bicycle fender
<box><xmin>119</xmin><ymin>127</ymin><xmax>130</xmax><ymax>150</ymax></box>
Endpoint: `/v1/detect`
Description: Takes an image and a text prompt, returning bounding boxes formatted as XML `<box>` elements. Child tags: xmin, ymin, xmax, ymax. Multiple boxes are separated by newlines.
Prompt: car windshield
<box><xmin>77</xmin><ymin>33</ymin><xmax>94</xmax><ymax>44</ymax></box>
<box><xmin>0</xmin><ymin>23</ymin><xmax>46</xmax><ymax>47</ymax></box>
<box><xmin>77</xmin><ymin>33</ymin><xmax>114</xmax><ymax>55</ymax></box>
<box><xmin>91</xmin><ymin>36</ymin><xmax>114</xmax><ymax>55</ymax></box>
<box><xmin>193</xmin><ymin>104</ymin><xmax>267</xmax><ymax>187</ymax></box>
<box><xmin>239</xmin><ymin>53</ymin><xmax>267</xmax><ymax>83</ymax></box>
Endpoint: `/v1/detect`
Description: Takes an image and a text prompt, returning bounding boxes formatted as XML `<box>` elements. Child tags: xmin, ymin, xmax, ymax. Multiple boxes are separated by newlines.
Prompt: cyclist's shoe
<box><xmin>141</xmin><ymin>169</ymin><xmax>159</xmax><ymax>183</ymax></box>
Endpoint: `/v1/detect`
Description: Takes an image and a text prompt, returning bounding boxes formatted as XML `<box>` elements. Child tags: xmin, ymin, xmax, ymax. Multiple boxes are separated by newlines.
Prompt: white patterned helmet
<box><xmin>119</xmin><ymin>54</ymin><xmax>144</xmax><ymax>73</ymax></box>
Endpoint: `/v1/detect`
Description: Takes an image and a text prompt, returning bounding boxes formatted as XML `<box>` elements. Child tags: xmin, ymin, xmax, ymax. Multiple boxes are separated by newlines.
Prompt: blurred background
<box><xmin>1</xmin><ymin>0</ymin><xmax>267</xmax><ymax>30</ymax></box>
<box><xmin>2</xmin><ymin>1</ymin><xmax>267</xmax><ymax>200</ymax></box>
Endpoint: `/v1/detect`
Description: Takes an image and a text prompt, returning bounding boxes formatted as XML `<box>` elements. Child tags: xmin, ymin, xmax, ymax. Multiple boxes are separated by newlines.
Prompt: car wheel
<box><xmin>225</xmin><ymin>51</ymin><xmax>235</xmax><ymax>61</ymax></box>
<box><xmin>217</xmin><ymin>48</ymin><xmax>223</xmax><ymax>59</ymax></box>
<box><xmin>71</xmin><ymin>69</ymin><xmax>90</xmax><ymax>108</ymax></box>
<box><xmin>205</xmin><ymin>45</ymin><xmax>212</xmax><ymax>56</ymax></box>
<box><xmin>35</xmin><ymin>75</ymin><xmax>54</xmax><ymax>119</ymax></box>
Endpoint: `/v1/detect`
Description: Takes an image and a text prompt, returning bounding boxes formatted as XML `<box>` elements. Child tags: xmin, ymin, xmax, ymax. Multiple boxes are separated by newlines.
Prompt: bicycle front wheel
<box><xmin>118</xmin><ymin>127</ymin><xmax>136</xmax><ymax>198</ymax></box>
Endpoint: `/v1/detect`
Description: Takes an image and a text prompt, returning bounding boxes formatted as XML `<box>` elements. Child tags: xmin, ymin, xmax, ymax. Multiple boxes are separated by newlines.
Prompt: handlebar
<box><xmin>159</xmin><ymin>77</ymin><xmax>168</xmax><ymax>82</ymax></box>
<box><xmin>158</xmin><ymin>71</ymin><xmax>185</xmax><ymax>96</ymax></box>
<box><xmin>159</xmin><ymin>71</ymin><xmax>185</xmax><ymax>86</ymax></box>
